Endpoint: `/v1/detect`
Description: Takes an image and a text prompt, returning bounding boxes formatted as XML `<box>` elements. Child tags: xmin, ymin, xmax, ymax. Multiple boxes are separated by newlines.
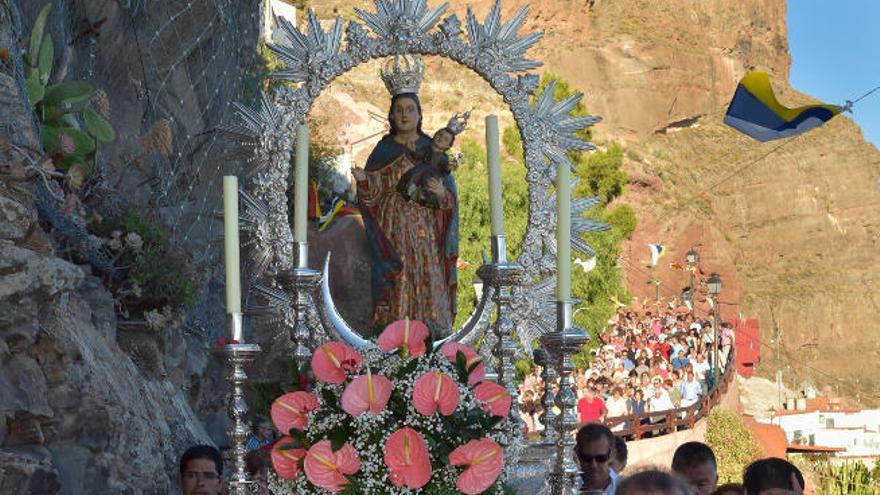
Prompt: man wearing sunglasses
<box><xmin>575</xmin><ymin>422</ymin><xmax>620</xmax><ymax>494</ymax></box>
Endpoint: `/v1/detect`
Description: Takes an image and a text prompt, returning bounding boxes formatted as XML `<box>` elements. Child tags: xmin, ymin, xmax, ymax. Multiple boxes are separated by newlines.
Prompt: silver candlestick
<box><xmin>212</xmin><ymin>314</ymin><xmax>261</xmax><ymax>495</ymax></box>
<box><xmin>541</xmin><ymin>300</ymin><xmax>590</xmax><ymax>495</ymax></box>
<box><xmin>476</xmin><ymin>235</ymin><xmax>524</xmax><ymax>428</ymax></box>
<box><xmin>279</xmin><ymin>241</ymin><xmax>321</xmax><ymax>363</ymax></box>
<box><xmin>533</xmin><ymin>347</ymin><xmax>557</xmax><ymax>445</ymax></box>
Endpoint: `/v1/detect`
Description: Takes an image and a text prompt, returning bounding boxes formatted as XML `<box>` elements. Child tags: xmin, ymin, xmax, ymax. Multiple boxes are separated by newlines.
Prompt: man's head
<box><xmin>615</xmin><ymin>469</ymin><xmax>694</xmax><ymax>495</ymax></box>
<box><xmin>743</xmin><ymin>458</ymin><xmax>804</xmax><ymax>495</ymax></box>
<box><xmin>575</xmin><ymin>422</ymin><xmax>614</xmax><ymax>489</ymax></box>
<box><xmin>179</xmin><ymin>445</ymin><xmax>223</xmax><ymax>495</ymax></box>
<box><xmin>432</xmin><ymin>127</ymin><xmax>455</xmax><ymax>150</ymax></box>
<box><xmin>610</xmin><ymin>435</ymin><xmax>628</xmax><ymax>475</ymax></box>
<box><xmin>671</xmin><ymin>442</ymin><xmax>718</xmax><ymax>495</ymax></box>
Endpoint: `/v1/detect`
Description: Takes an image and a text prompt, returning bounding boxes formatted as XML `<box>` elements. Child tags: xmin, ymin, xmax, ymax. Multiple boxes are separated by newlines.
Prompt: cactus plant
<box><xmin>24</xmin><ymin>4</ymin><xmax>115</xmax><ymax>175</ymax></box>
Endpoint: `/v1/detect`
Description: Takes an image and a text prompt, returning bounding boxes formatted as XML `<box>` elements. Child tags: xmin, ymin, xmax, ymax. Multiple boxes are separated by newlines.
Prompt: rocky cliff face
<box><xmin>0</xmin><ymin>0</ymin><xmax>260</xmax><ymax>492</ymax></box>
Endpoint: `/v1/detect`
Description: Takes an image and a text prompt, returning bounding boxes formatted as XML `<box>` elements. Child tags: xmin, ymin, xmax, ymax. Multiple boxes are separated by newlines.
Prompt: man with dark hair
<box><xmin>610</xmin><ymin>435</ymin><xmax>629</xmax><ymax>475</ymax></box>
<box><xmin>742</xmin><ymin>458</ymin><xmax>804</xmax><ymax>495</ymax></box>
<box><xmin>575</xmin><ymin>422</ymin><xmax>620</xmax><ymax>494</ymax></box>
<box><xmin>179</xmin><ymin>445</ymin><xmax>223</xmax><ymax>495</ymax></box>
<box><xmin>671</xmin><ymin>442</ymin><xmax>718</xmax><ymax>495</ymax></box>
<box><xmin>615</xmin><ymin>469</ymin><xmax>694</xmax><ymax>495</ymax></box>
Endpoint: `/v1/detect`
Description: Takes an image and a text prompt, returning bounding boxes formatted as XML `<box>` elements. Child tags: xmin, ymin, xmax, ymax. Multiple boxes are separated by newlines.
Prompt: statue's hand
<box><xmin>426</xmin><ymin>178</ymin><xmax>447</xmax><ymax>200</ymax></box>
<box><xmin>351</xmin><ymin>167</ymin><xmax>367</xmax><ymax>182</ymax></box>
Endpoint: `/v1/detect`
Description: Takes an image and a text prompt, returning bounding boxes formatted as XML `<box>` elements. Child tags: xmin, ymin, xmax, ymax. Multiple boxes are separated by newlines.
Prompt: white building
<box><xmin>758</xmin><ymin>401</ymin><xmax>880</xmax><ymax>466</ymax></box>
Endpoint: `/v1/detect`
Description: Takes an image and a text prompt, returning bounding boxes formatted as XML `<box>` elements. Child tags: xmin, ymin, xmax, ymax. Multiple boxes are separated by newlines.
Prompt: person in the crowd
<box><xmin>245</xmin><ymin>449</ymin><xmax>272</xmax><ymax>495</ymax></box>
<box><xmin>742</xmin><ymin>458</ymin><xmax>804</xmax><ymax>495</ymax></box>
<box><xmin>245</xmin><ymin>419</ymin><xmax>274</xmax><ymax>451</ymax></box>
<box><xmin>679</xmin><ymin>371</ymin><xmax>703</xmax><ymax>408</ymax></box>
<box><xmin>671</xmin><ymin>442</ymin><xmax>718</xmax><ymax>495</ymax></box>
<box><xmin>672</xmin><ymin>350</ymin><xmax>690</xmax><ymax>371</ymax></box>
<box><xmin>606</xmin><ymin>386</ymin><xmax>630</xmax><ymax>431</ymax></box>
<box><xmin>713</xmin><ymin>483</ymin><xmax>745</xmax><ymax>495</ymax></box>
<box><xmin>576</xmin><ymin>422</ymin><xmax>620</xmax><ymax>495</ymax></box>
<box><xmin>614</xmin><ymin>468</ymin><xmax>694</xmax><ymax>495</ymax></box>
<box><xmin>648</xmin><ymin>382</ymin><xmax>674</xmax><ymax>413</ymax></box>
<box><xmin>610</xmin><ymin>435</ymin><xmax>629</xmax><ymax>476</ymax></box>
<box><xmin>179</xmin><ymin>445</ymin><xmax>224</xmax><ymax>495</ymax></box>
<box><xmin>578</xmin><ymin>386</ymin><xmax>608</xmax><ymax>424</ymax></box>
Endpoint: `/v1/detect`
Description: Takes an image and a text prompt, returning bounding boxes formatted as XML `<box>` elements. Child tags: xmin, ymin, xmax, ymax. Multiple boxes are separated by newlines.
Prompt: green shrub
<box><xmin>704</xmin><ymin>409</ymin><xmax>763</xmax><ymax>484</ymax></box>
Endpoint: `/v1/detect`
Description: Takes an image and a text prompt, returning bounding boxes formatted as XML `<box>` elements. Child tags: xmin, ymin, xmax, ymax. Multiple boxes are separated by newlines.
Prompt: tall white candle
<box><xmin>294</xmin><ymin>124</ymin><xmax>309</xmax><ymax>243</ymax></box>
<box><xmin>223</xmin><ymin>176</ymin><xmax>242</xmax><ymax>314</ymax></box>
<box><xmin>556</xmin><ymin>162</ymin><xmax>571</xmax><ymax>301</ymax></box>
<box><xmin>485</xmin><ymin>115</ymin><xmax>505</xmax><ymax>237</ymax></box>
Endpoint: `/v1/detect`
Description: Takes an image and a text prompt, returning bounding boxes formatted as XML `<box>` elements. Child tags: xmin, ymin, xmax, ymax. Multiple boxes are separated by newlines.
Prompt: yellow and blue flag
<box><xmin>648</xmin><ymin>243</ymin><xmax>666</xmax><ymax>267</ymax></box>
<box><xmin>724</xmin><ymin>71</ymin><xmax>843</xmax><ymax>142</ymax></box>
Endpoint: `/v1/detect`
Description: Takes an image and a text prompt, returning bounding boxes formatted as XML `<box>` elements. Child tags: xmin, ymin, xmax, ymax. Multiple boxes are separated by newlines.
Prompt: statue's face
<box><xmin>391</xmin><ymin>96</ymin><xmax>420</xmax><ymax>134</ymax></box>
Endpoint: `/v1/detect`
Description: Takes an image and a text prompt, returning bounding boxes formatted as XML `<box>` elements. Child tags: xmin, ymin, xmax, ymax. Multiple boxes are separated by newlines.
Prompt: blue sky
<box><xmin>788</xmin><ymin>1</ymin><xmax>880</xmax><ymax>148</ymax></box>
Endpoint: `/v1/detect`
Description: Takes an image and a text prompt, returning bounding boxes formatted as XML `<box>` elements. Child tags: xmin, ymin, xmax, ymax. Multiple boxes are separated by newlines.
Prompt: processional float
<box><xmin>215</xmin><ymin>0</ymin><xmax>609</xmax><ymax>493</ymax></box>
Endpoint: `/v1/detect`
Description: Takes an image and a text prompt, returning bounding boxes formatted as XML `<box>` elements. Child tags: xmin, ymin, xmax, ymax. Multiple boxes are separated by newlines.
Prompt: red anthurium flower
<box><xmin>304</xmin><ymin>440</ymin><xmax>361</xmax><ymax>493</ymax></box>
<box><xmin>474</xmin><ymin>381</ymin><xmax>511</xmax><ymax>417</ymax></box>
<box><xmin>448</xmin><ymin>438</ymin><xmax>505</xmax><ymax>495</ymax></box>
<box><xmin>270</xmin><ymin>437</ymin><xmax>306</xmax><ymax>480</ymax></box>
<box><xmin>412</xmin><ymin>370</ymin><xmax>460</xmax><ymax>416</ymax></box>
<box><xmin>271</xmin><ymin>391</ymin><xmax>319</xmax><ymax>433</ymax></box>
<box><xmin>311</xmin><ymin>342</ymin><xmax>363</xmax><ymax>384</ymax></box>
<box><xmin>383</xmin><ymin>427</ymin><xmax>432</xmax><ymax>489</ymax></box>
<box><xmin>340</xmin><ymin>369</ymin><xmax>393</xmax><ymax>416</ymax></box>
<box><xmin>440</xmin><ymin>342</ymin><xmax>485</xmax><ymax>385</ymax></box>
<box><xmin>377</xmin><ymin>318</ymin><xmax>428</xmax><ymax>357</ymax></box>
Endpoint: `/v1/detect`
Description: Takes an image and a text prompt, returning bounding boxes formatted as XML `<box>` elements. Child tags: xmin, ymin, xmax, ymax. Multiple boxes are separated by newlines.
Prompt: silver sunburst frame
<box><xmin>223</xmin><ymin>0</ymin><xmax>608</xmax><ymax>356</ymax></box>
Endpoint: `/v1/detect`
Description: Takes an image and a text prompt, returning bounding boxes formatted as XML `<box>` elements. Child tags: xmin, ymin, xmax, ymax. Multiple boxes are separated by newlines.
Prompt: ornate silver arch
<box><xmin>223</xmin><ymin>0</ymin><xmax>608</xmax><ymax>355</ymax></box>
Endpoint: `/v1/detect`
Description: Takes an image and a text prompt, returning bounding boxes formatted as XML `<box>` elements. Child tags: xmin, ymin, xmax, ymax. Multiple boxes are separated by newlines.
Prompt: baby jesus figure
<box><xmin>397</xmin><ymin>111</ymin><xmax>469</xmax><ymax>209</ymax></box>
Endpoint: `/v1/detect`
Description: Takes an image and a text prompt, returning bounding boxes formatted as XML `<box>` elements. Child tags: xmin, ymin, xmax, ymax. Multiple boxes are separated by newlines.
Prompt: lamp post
<box><xmin>686</xmin><ymin>249</ymin><xmax>699</xmax><ymax>318</ymax></box>
<box><xmin>706</xmin><ymin>272</ymin><xmax>722</xmax><ymax>385</ymax></box>
<box><xmin>681</xmin><ymin>288</ymin><xmax>693</xmax><ymax>316</ymax></box>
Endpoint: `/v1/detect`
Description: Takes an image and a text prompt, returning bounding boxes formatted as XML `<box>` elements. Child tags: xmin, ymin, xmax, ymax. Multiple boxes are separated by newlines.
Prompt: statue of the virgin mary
<box><xmin>351</xmin><ymin>56</ymin><xmax>459</xmax><ymax>336</ymax></box>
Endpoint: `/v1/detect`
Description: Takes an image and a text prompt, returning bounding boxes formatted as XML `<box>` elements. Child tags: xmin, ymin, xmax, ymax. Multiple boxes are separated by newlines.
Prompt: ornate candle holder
<box><xmin>211</xmin><ymin>313</ymin><xmax>261</xmax><ymax>495</ymax></box>
<box><xmin>532</xmin><ymin>347</ymin><xmax>557</xmax><ymax>445</ymax></box>
<box><xmin>475</xmin><ymin>235</ymin><xmax>524</xmax><ymax>427</ymax></box>
<box><xmin>541</xmin><ymin>300</ymin><xmax>590</xmax><ymax>495</ymax></box>
<box><xmin>279</xmin><ymin>241</ymin><xmax>321</xmax><ymax>363</ymax></box>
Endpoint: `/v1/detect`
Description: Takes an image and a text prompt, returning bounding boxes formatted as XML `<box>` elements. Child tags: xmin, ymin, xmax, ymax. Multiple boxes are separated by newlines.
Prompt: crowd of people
<box><xmin>178</xmin><ymin>423</ymin><xmax>808</xmax><ymax>495</ymax></box>
<box><xmin>519</xmin><ymin>303</ymin><xmax>735</xmax><ymax>434</ymax></box>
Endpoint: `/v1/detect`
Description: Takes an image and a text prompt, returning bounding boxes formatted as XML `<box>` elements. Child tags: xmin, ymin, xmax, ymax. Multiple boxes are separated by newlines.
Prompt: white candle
<box><xmin>486</xmin><ymin>115</ymin><xmax>505</xmax><ymax>237</ymax></box>
<box><xmin>294</xmin><ymin>124</ymin><xmax>309</xmax><ymax>243</ymax></box>
<box><xmin>556</xmin><ymin>162</ymin><xmax>571</xmax><ymax>301</ymax></box>
<box><xmin>223</xmin><ymin>176</ymin><xmax>242</xmax><ymax>314</ymax></box>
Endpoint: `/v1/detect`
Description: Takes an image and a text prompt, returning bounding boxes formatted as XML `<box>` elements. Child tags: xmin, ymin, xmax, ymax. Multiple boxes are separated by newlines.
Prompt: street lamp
<box><xmin>685</xmin><ymin>249</ymin><xmax>699</xmax><ymax>317</ymax></box>
<box><xmin>706</xmin><ymin>273</ymin><xmax>722</xmax><ymax>385</ymax></box>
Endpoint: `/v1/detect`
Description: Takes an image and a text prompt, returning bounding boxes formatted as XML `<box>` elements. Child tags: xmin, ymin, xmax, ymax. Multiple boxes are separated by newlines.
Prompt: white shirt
<box><xmin>648</xmin><ymin>391</ymin><xmax>675</xmax><ymax>412</ymax></box>
<box><xmin>577</xmin><ymin>467</ymin><xmax>620</xmax><ymax>495</ymax></box>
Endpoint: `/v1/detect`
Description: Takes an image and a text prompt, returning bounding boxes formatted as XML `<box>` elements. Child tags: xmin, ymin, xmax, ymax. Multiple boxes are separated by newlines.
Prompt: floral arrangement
<box><xmin>267</xmin><ymin>319</ymin><xmax>523</xmax><ymax>494</ymax></box>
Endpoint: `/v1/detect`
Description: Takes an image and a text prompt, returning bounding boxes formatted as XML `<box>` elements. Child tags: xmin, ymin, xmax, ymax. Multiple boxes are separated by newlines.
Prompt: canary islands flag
<box><xmin>724</xmin><ymin>71</ymin><xmax>843</xmax><ymax>142</ymax></box>
<box><xmin>648</xmin><ymin>243</ymin><xmax>666</xmax><ymax>267</ymax></box>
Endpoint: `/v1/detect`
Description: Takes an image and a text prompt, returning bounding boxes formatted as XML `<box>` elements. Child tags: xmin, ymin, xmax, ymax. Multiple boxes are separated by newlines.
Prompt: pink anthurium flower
<box><xmin>377</xmin><ymin>318</ymin><xmax>428</xmax><ymax>357</ymax></box>
<box><xmin>474</xmin><ymin>381</ymin><xmax>511</xmax><ymax>417</ymax></box>
<box><xmin>412</xmin><ymin>370</ymin><xmax>460</xmax><ymax>416</ymax></box>
<box><xmin>340</xmin><ymin>368</ymin><xmax>393</xmax><ymax>416</ymax></box>
<box><xmin>383</xmin><ymin>427</ymin><xmax>432</xmax><ymax>489</ymax></box>
<box><xmin>271</xmin><ymin>391</ymin><xmax>319</xmax><ymax>433</ymax></box>
<box><xmin>270</xmin><ymin>437</ymin><xmax>306</xmax><ymax>480</ymax></box>
<box><xmin>311</xmin><ymin>342</ymin><xmax>363</xmax><ymax>384</ymax></box>
<box><xmin>304</xmin><ymin>440</ymin><xmax>361</xmax><ymax>493</ymax></box>
<box><xmin>448</xmin><ymin>438</ymin><xmax>505</xmax><ymax>495</ymax></box>
<box><xmin>440</xmin><ymin>342</ymin><xmax>485</xmax><ymax>385</ymax></box>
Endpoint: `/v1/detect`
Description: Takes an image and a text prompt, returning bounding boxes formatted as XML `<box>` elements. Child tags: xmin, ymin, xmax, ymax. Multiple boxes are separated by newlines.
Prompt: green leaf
<box><xmin>328</xmin><ymin>428</ymin><xmax>347</xmax><ymax>452</ymax></box>
<box><xmin>321</xmin><ymin>388</ymin><xmax>338</xmax><ymax>410</ymax></box>
<box><xmin>83</xmin><ymin>106</ymin><xmax>115</xmax><ymax>142</ymax></box>
<box><xmin>42</xmin><ymin>125</ymin><xmax>95</xmax><ymax>157</ymax></box>
<box><xmin>43</xmin><ymin>80</ymin><xmax>93</xmax><ymax>106</ymax></box>
<box><xmin>53</xmin><ymin>154</ymin><xmax>86</xmax><ymax>173</ymax></box>
<box><xmin>25</xmin><ymin>72</ymin><xmax>44</xmax><ymax>106</ymax></box>
<box><xmin>37</xmin><ymin>32</ymin><xmax>53</xmax><ymax>84</ymax></box>
<box><xmin>28</xmin><ymin>4</ymin><xmax>52</xmax><ymax>68</ymax></box>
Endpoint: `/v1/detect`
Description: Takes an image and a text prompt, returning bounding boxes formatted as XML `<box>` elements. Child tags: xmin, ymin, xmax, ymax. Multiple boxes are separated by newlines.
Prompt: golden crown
<box><xmin>380</xmin><ymin>55</ymin><xmax>425</xmax><ymax>96</ymax></box>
